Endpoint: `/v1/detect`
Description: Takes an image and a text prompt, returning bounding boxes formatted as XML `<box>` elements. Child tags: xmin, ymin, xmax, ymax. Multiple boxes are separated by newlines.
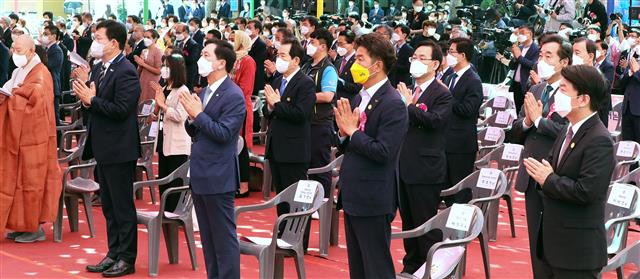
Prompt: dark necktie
<box><xmin>98</xmin><ymin>64</ymin><xmax>108</xmax><ymax>86</ymax></box>
<box><xmin>541</xmin><ymin>85</ymin><xmax>553</xmax><ymax>115</ymax></box>
<box><xmin>558</xmin><ymin>128</ymin><xmax>574</xmax><ymax>164</ymax></box>
<box><xmin>339</xmin><ymin>59</ymin><xmax>347</xmax><ymax>74</ymax></box>
<box><xmin>279</xmin><ymin>78</ymin><xmax>287</xmax><ymax>95</ymax></box>
<box><xmin>448</xmin><ymin>73</ymin><xmax>458</xmax><ymax>90</ymax></box>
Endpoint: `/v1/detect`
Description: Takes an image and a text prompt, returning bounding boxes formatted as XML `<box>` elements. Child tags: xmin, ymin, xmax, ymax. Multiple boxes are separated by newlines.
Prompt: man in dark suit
<box><xmin>391</xmin><ymin>24</ymin><xmax>414</xmax><ymax>87</ymax></box>
<box><xmin>595</xmin><ymin>41</ymin><xmax>614</xmax><ymax>86</ymax></box>
<box><xmin>512</xmin><ymin>0</ymin><xmax>537</xmax><ymax>27</ymax></box>
<box><xmin>188</xmin><ymin>18</ymin><xmax>205</xmax><ymax>46</ymax></box>
<box><xmin>511</xmin><ymin>34</ymin><xmax>571</xmax><ymax>278</ymax></box>
<box><xmin>334</xmin><ymin>30</ymin><xmax>361</xmax><ymax>102</ymax></box>
<box><xmin>334</xmin><ymin>33</ymin><xmax>408</xmax><ymax>279</ymax></box>
<box><xmin>218</xmin><ymin>0</ymin><xmax>232</xmax><ymax>19</ymax></box>
<box><xmin>499</xmin><ymin>25</ymin><xmax>539</xmax><ymax>115</ymax></box>
<box><xmin>163</xmin><ymin>0</ymin><xmax>175</xmax><ymax>17</ymax></box>
<box><xmin>42</xmin><ymin>25</ymin><xmax>64</xmax><ymax>125</ymax></box>
<box><xmin>247</xmin><ymin>20</ymin><xmax>267</xmax><ymax>96</ymax></box>
<box><xmin>368</xmin><ymin>0</ymin><xmax>384</xmax><ymax>24</ymax></box>
<box><xmin>396</xmin><ymin>40</ymin><xmax>453</xmax><ymax>275</ymax></box>
<box><xmin>178</xmin><ymin>0</ymin><xmax>192</xmax><ymax>22</ymax></box>
<box><xmin>174</xmin><ymin>23</ymin><xmax>202</xmax><ymax>90</ymax></box>
<box><xmin>262</xmin><ymin>37</ymin><xmax>316</xmax><ymax>219</ymax></box>
<box><xmin>344</xmin><ymin>0</ymin><xmax>359</xmax><ymax>17</ymax></box>
<box><xmin>181</xmin><ymin>39</ymin><xmax>245</xmax><ymax>279</ymax></box>
<box><xmin>72</xmin><ymin>20</ymin><xmax>141</xmax><ymax>277</ymax></box>
<box><xmin>75</xmin><ymin>12</ymin><xmax>93</xmax><ymax>59</ymax></box>
<box><xmin>523</xmin><ymin>65</ymin><xmax>614</xmax><ymax>278</ymax></box>
<box><xmin>56</xmin><ymin>21</ymin><xmax>74</xmax><ymax>93</ymax></box>
<box><xmin>0</xmin><ymin>41</ymin><xmax>8</xmax><ymax>86</ymax></box>
<box><xmin>0</xmin><ymin>16</ymin><xmax>12</xmax><ymax>47</ymax></box>
<box><xmin>572</xmin><ymin>37</ymin><xmax>610</xmax><ymax>125</ymax></box>
<box><xmin>443</xmin><ymin>37</ymin><xmax>483</xmax><ymax>198</ymax></box>
<box><xmin>192</xmin><ymin>0</ymin><xmax>205</xmax><ymax>20</ymax></box>
<box><xmin>126</xmin><ymin>25</ymin><xmax>147</xmax><ymax>68</ymax></box>
<box><xmin>618</xmin><ymin>48</ymin><xmax>640</xmax><ymax>143</ymax></box>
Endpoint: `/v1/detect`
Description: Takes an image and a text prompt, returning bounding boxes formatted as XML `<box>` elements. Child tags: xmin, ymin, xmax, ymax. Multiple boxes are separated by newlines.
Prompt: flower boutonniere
<box><xmin>183</xmin><ymin>49</ymin><xmax>190</xmax><ymax>57</ymax></box>
<box><xmin>358</xmin><ymin>112</ymin><xmax>367</xmax><ymax>132</ymax></box>
<box><xmin>417</xmin><ymin>103</ymin><xmax>428</xmax><ymax>111</ymax></box>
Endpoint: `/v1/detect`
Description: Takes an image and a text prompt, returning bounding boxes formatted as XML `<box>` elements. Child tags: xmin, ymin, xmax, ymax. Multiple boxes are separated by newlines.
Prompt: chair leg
<box><xmin>504</xmin><ymin>194</ymin><xmax>516</xmax><ymax>238</ymax></box>
<box><xmin>293</xmin><ymin>252</ymin><xmax>306</xmax><ymax>279</ymax></box>
<box><xmin>479</xmin><ymin>229</ymin><xmax>491</xmax><ymax>279</ymax></box>
<box><xmin>135</xmin><ymin>169</ymin><xmax>144</xmax><ymax>200</ymax></box>
<box><xmin>273</xmin><ymin>253</ymin><xmax>284</xmax><ymax>279</ymax></box>
<box><xmin>616</xmin><ymin>267</ymin><xmax>624</xmax><ymax>279</ymax></box>
<box><xmin>65</xmin><ymin>196</ymin><xmax>79</xmax><ymax>232</ymax></box>
<box><xmin>330</xmin><ymin>206</ymin><xmax>339</xmax><ymax>246</ymax></box>
<box><xmin>488</xmin><ymin>200</ymin><xmax>498</xmax><ymax>242</ymax></box>
<box><xmin>318</xmin><ymin>199</ymin><xmax>331</xmax><ymax>257</ymax></box>
<box><xmin>182</xmin><ymin>220</ymin><xmax>198</xmax><ymax>271</ymax></box>
<box><xmin>145</xmin><ymin>165</ymin><xmax>156</xmax><ymax>204</ymax></box>
<box><xmin>54</xmin><ymin>191</ymin><xmax>65</xmax><ymax>243</ymax></box>
<box><xmin>162</xmin><ymin>223</ymin><xmax>180</xmax><ymax>264</ymax></box>
<box><xmin>81</xmin><ymin>193</ymin><xmax>95</xmax><ymax>237</ymax></box>
<box><xmin>262</xmin><ymin>160</ymin><xmax>272</xmax><ymax>201</ymax></box>
<box><xmin>258</xmin><ymin>251</ymin><xmax>275</xmax><ymax>279</ymax></box>
<box><xmin>148</xmin><ymin>221</ymin><xmax>161</xmax><ymax>277</ymax></box>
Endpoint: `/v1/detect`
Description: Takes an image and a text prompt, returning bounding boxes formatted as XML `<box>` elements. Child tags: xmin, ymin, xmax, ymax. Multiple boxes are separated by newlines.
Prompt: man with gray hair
<box><xmin>172</xmin><ymin>23</ymin><xmax>201</xmax><ymax>90</ymax></box>
<box><xmin>1</xmin><ymin>17</ymin><xmax>11</xmax><ymax>46</ymax></box>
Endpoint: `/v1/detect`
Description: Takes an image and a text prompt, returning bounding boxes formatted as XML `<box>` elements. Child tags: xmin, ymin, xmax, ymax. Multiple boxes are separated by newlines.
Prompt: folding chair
<box><xmin>307</xmin><ymin>155</ymin><xmax>344</xmax><ymax>257</ymax></box>
<box><xmin>611</xmin><ymin>141</ymin><xmax>640</xmax><ymax>182</ymax></box>
<box><xmin>476</xmin><ymin>127</ymin><xmax>505</xmax><ymax>160</ymax></box>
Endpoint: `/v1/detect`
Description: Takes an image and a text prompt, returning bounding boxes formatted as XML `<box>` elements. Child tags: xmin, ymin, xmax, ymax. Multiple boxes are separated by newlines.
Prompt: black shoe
<box><xmin>101</xmin><ymin>260</ymin><xmax>135</xmax><ymax>277</ymax></box>
<box><xmin>86</xmin><ymin>257</ymin><xmax>115</xmax><ymax>273</ymax></box>
<box><xmin>14</xmin><ymin>227</ymin><xmax>45</xmax><ymax>243</ymax></box>
<box><xmin>6</xmin><ymin>231</ymin><xmax>24</xmax><ymax>240</ymax></box>
<box><xmin>235</xmin><ymin>190</ymin><xmax>250</xmax><ymax>198</ymax></box>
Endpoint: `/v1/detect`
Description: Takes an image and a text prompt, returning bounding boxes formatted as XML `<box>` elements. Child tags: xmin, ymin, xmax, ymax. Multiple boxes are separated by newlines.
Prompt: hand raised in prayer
<box><xmin>264</xmin><ymin>60</ymin><xmax>276</xmax><ymax>75</ymax></box>
<box><xmin>529</xmin><ymin>70</ymin><xmax>540</xmax><ymax>85</ymax></box>
<box><xmin>630</xmin><ymin>59</ymin><xmax>640</xmax><ymax>74</ymax></box>
<box><xmin>178</xmin><ymin>90</ymin><xmax>203</xmax><ymax>119</ymax></box>
<box><xmin>72</xmin><ymin>80</ymin><xmax>96</xmax><ymax>106</ymax></box>
<box><xmin>396</xmin><ymin>82</ymin><xmax>413</xmax><ymax>106</ymax></box>
<box><xmin>334</xmin><ymin>98</ymin><xmax>360</xmax><ymax>137</ymax></box>
<box><xmin>523</xmin><ymin>158</ymin><xmax>554</xmax><ymax>186</ymax></box>
<box><xmin>524</xmin><ymin>92</ymin><xmax>542</xmax><ymax>124</ymax></box>
<box><xmin>152</xmin><ymin>82</ymin><xmax>166</xmax><ymax>110</ymax></box>
<box><xmin>72</xmin><ymin>65</ymin><xmax>90</xmax><ymax>83</ymax></box>
<box><xmin>133</xmin><ymin>55</ymin><xmax>145</xmax><ymax>66</ymax></box>
<box><xmin>264</xmin><ymin>84</ymin><xmax>281</xmax><ymax>109</ymax></box>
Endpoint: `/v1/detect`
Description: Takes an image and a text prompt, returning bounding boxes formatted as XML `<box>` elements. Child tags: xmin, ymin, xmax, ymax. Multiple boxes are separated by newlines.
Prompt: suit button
<box><xmin>533</xmin><ymin>136</ymin><xmax>537</xmax><ymax>140</ymax></box>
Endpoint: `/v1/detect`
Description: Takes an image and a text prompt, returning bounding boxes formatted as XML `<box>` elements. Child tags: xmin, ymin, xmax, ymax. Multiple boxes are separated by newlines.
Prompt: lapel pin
<box><xmin>367</xmin><ymin>104</ymin><xmax>372</xmax><ymax>110</ymax></box>
<box><xmin>216</xmin><ymin>94</ymin><xmax>219</xmax><ymax>97</ymax></box>
<box><xmin>570</xmin><ymin>142</ymin><xmax>575</xmax><ymax>149</ymax></box>
<box><xmin>286</xmin><ymin>97</ymin><xmax>291</xmax><ymax>102</ymax></box>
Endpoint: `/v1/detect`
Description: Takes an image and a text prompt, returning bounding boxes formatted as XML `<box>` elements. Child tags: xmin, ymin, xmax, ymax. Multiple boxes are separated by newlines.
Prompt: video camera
<box><xmin>610</xmin><ymin>13</ymin><xmax>622</xmax><ymax>21</ymax></box>
<box><xmin>456</xmin><ymin>5</ymin><xmax>485</xmax><ymax>24</ymax></box>
<box><xmin>481</xmin><ymin>27</ymin><xmax>515</xmax><ymax>58</ymax></box>
<box><xmin>567</xmin><ymin>29</ymin><xmax>587</xmax><ymax>42</ymax></box>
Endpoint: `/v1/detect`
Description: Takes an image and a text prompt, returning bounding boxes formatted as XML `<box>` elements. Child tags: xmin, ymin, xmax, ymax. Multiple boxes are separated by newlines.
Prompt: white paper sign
<box><xmin>493</xmin><ymin>96</ymin><xmax>507</xmax><ymax>109</ymax></box>
<box><xmin>476</xmin><ymin>168</ymin><xmax>501</xmax><ymax>190</ymax></box>
<box><xmin>293</xmin><ymin>180</ymin><xmax>317</xmax><ymax>204</ymax></box>
<box><xmin>616</xmin><ymin>141</ymin><xmax>636</xmax><ymax>158</ymax></box>
<box><xmin>484</xmin><ymin>127</ymin><xmax>502</xmax><ymax>142</ymax></box>
<box><xmin>149</xmin><ymin>122</ymin><xmax>159</xmax><ymax>138</ymax></box>
<box><xmin>141</xmin><ymin>104</ymin><xmax>152</xmax><ymax>115</ymax></box>
<box><xmin>445</xmin><ymin>204</ymin><xmax>475</xmax><ymax>232</ymax></box>
<box><xmin>607</xmin><ymin>184</ymin><xmax>636</xmax><ymax>209</ymax></box>
<box><xmin>501</xmin><ymin>144</ymin><xmax>522</xmax><ymax>161</ymax></box>
<box><xmin>413</xmin><ymin>246</ymin><xmax>465</xmax><ymax>279</ymax></box>
<box><xmin>494</xmin><ymin>111</ymin><xmax>510</xmax><ymax>125</ymax></box>
<box><xmin>608</xmin><ymin>111</ymin><xmax>620</xmax><ymax>132</ymax></box>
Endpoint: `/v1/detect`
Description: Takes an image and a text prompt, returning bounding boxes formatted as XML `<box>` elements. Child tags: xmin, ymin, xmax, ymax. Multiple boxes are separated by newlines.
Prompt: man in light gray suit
<box><xmin>510</xmin><ymin>34</ymin><xmax>571</xmax><ymax>279</ymax></box>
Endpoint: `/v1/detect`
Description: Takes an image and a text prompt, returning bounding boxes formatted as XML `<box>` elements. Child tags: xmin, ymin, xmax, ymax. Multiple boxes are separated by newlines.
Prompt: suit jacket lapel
<box><xmin>203</xmin><ymin>77</ymin><xmax>229</xmax><ymax>111</ymax></box>
<box><xmin>556</xmin><ymin>115</ymin><xmax>598</xmax><ymax>169</ymax></box>
<box><xmin>363</xmin><ymin>80</ymin><xmax>389</xmax><ymax>117</ymax></box>
<box><xmin>98</xmin><ymin>54</ymin><xmax>124</xmax><ymax>93</ymax></box>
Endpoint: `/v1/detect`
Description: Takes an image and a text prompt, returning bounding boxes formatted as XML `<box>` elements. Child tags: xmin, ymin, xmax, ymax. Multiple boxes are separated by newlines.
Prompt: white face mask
<box><xmin>627</xmin><ymin>37</ymin><xmax>637</xmax><ymax>47</ymax></box>
<box><xmin>224</xmin><ymin>32</ymin><xmax>230</xmax><ymax>39</ymax></box>
<box><xmin>427</xmin><ymin>28</ymin><xmax>436</xmax><ymax>36</ymax></box>
<box><xmin>337</xmin><ymin>46</ymin><xmax>348</xmax><ymax>56</ymax></box>
<box><xmin>89</xmin><ymin>40</ymin><xmax>106</xmax><ymax>58</ymax></box>
<box><xmin>517</xmin><ymin>34</ymin><xmax>527</xmax><ymax>43</ymax></box>
<box><xmin>245</xmin><ymin>29</ymin><xmax>254</xmax><ymax>37</ymax></box>
<box><xmin>274</xmin><ymin>41</ymin><xmax>281</xmax><ymax>49</ymax></box>
<box><xmin>572</xmin><ymin>54</ymin><xmax>584</xmax><ymax>65</ymax></box>
<box><xmin>197</xmin><ymin>56</ymin><xmax>214</xmax><ymax>76</ymax></box>
<box><xmin>446</xmin><ymin>54</ymin><xmax>458</xmax><ymax>67</ymax></box>
<box><xmin>40</xmin><ymin>36</ymin><xmax>51</xmax><ymax>45</ymax></box>
<box><xmin>374</xmin><ymin>4</ymin><xmax>380</xmax><ymax>9</ymax></box>
<box><xmin>12</xmin><ymin>53</ymin><xmax>28</xmax><ymax>68</ymax></box>
<box><xmin>306</xmin><ymin>43</ymin><xmax>318</xmax><ymax>56</ymax></box>
<box><xmin>143</xmin><ymin>38</ymin><xmax>153</xmax><ymax>47</ymax></box>
<box><xmin>536</xmin><ymin>60</ymin><xmax>556</xmax><ymax>80</ymax></box>
<box><xmin>409</xmin><ymin>60</ymin><xmax>429</xmax><ymax>78</ymax></box>
<box><xmin>391</xmin><ymin>33</ymin><xmax>401</xmax><ymax>43</ymax></box>
<box><xmin>126</xmin><ymin>23</ymin><xmax>133</xmax><ymax>30</ymax></box>
<box><xmin>300</xmin><ymin>26</ymin><xmax>310</xmax><ymax>36</ymax></box>
<box><xmin>271</xmin><ymin>27</ymin><xmax>278</xmax><ymax>35</ymax></box>
<box><xmin>413</xmin><ymin>6</ymin><xmax>423</xmax><ymax>13</ymax></box>
<box><xmin>587</xmin><ymin>33</ymin><xmax>598</xmax><ymax>42</ymax></box>
<box><xmin>349</xmin><ymin>2</ymin><xmax>354</xmax><ymax>7</ymax></box>
<box><xmin>595</xmin><ymin>50</ymin><xmax>602</xmax><ymax>60</ymax></box>
<box><xmin>189</xmin><ymin>26</ymin><xmax>197</xmax><ymax>33</ymax></box>
<box><xmin>553</xmin><ymin>90</ymin><xmax>573</xmax><ymax>117</ymax></box>
<box><xmin>263</xmin><ymin>31</ymin><xmax>271</xmax><ymax>37</ymax></box>
<box><xmin>275</xmin><ymin>57</ymin><xmax>290</xmax><ymax>73</ymax></box>
<box><xmin>160</xmin><ymin>66</ymin><xmax>170</xmax><ymax>79</ymax></box>
<box><xmin>509</xmin><ymin>33</ymin><xmax>518</xmax><ymax>43</ymax></box>
<box><xmin>146</xmin><ymin>25</ymin><xmax>154</xmax><ymax>30</ymax></box>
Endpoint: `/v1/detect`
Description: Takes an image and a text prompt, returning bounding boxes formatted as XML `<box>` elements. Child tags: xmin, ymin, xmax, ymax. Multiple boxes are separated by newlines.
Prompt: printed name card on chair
<box><xmin>141</xmin><ymin>104</ymin><xmax>153</xmax><ymax>115</ymax></box>
<box><xmin>616</xmin><ymin>141</ymin><xmax>636</xmax><ymax>158</ymax></box>
<box><xmin>607</xmin><ymin>183</ymin><xmax>636</xmax><ymax>209</ymax></box>
<box><xmin>294</xmin><ymin>180</ymin><xmax>317</xmax><ymax>204</ymax></box>
<box><xmin>445</xmin><ymin>204</ymin><xmax>475</xmax><ymax>232</ymax></box>
<box><xmin>476</xmin><ymin>168</ymin><xmax>501</xmax><ymax>190</ymax></box>
<box><xmin>501</xmin><ymin>144</ymin><xmax>522</xmax><ymax>162</ymax></box>
<box><xmin>149</xmin><ymin>122</ymin><xmax>159</xmax><ymax>138</ymax></box>
<box><xmin>493</xmin><ymin>96</ymin><xmax>507</xmax><ymax>109</ymax></box>
<box><xmin>484</xmin><ymin>127</ymin><xmax>502</xmax><ymax>142</ymax></box>
<box><xmin>495</xmin><ymin>111</ymin><xmax>510</xmax><ymax>125</ymax></box>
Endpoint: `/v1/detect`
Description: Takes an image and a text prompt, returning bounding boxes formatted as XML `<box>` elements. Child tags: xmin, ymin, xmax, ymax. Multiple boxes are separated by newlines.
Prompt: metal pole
<box><xmin>144</xmin><ymin>0</ymin><xmax>149</xmax><ymax>23</ymax></box>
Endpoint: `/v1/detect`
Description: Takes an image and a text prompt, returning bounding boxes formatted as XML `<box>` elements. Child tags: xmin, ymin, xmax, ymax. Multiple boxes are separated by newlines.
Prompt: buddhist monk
<box><xmin>0</xmin><ymin>34</ymin><xmax>62</xmax><ymax>243</ymax></box>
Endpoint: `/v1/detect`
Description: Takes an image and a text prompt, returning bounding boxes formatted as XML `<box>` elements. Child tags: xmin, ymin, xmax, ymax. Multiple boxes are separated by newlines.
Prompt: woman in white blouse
<box><xmin>149</xmin><ymin>53</ymin><xmax>191</xmax><ymax>212</ymax></box>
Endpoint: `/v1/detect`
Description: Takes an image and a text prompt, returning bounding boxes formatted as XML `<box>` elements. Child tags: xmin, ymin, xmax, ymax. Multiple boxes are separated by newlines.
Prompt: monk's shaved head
<box><xmin>13</xmin><ymin>34</ymin><xmax>36</xmax><ymax>52</ymax></box>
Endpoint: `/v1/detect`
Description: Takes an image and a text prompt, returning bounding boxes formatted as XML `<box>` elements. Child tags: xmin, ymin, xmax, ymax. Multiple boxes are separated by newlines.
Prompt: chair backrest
<box><xmin>482</xmin><ymin>111</ymin><xmax>515</xmax><ymax>129</ymax></box>
<box><xmin>272</xmin><ymin>180</ymin><xmax>325</xmax><ymax>246</ymax></box>
<box><xmin>138</xmin><ymin>99</ymin><xmax>156</xmax><ymax>116</ymax></box>
<box><xmin>426</xmin><ymin>204</ymin><xmax>485</xmax><ymax>248</ymax></box>
<box><xmin>477</xmin><ymin>127</ymin><xmax>505</xmax><ymax>150</ymax></box>
<box><xmin>475</xmin><ymin>144</ymin><xmax>524</xmax><ymax>190</ymax></box>
<box><xmin>139</xmin><ymin>120</ymin><xmax>159</xmax><ymax>143</ymax></box>
<box><xmin>603</xmin><ymin>241</ymin><xmax>640</xmax><ymax>274</ymax></box>
<box><xmin>608</xmin><ymin>102</ymin><xmax>623</xmax><ymax>133</ymax></box>
<box><xmin>251</xmin><ymin>95</ymin><xmax>263</xmax><ymax>112</ymax></box>
<box><xmin>139</xmin><ymin>141</ymin><xmax>156</xmax><ymax>163</ymax></box>
<box><xmin>605</xmin><ymin>183</ymin><xmax>640</xmax><ymax>254</ymax></box>
<box><xmin>453</xmin><ymin>168</ymin><xmax>509</xmax><ymax>213</ymax></box>
<box><xmin>615</xmin><ymin>168</ymin><xmax>640</xmax><ymax>186</ymax></box>
<box><xmin>612</xmin><ymin>141</ymin><xmax>640</xmax><ymax>181</ymax></box>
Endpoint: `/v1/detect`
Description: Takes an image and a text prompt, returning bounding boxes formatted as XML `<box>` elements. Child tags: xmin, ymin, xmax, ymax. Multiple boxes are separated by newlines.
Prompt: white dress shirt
<box><xmin>523</xmin><ymin>79</ymin><xmax>561</xmax><ymax>130</ymax></box>
<box><xmin>203</xmin><ymin>75</ymin><xmax>227</xmax><ymax>106</ymax></box>
<box><xmin>358</xmin><ymin>77</ymin><xmax>388</xmax><ymax>113</ymax></box>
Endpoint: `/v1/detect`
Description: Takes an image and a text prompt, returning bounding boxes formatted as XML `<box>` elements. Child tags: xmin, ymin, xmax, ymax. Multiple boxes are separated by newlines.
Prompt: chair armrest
<box><xmin>158</xmin><ymin>186</ymin><xmax>190</xmax><ymax>214</ymax></box>
<box><xmin>273</xmin><ymin>200</ymin><xmax>326</xmax><ymax>233</ymax></box>
<box><xmin>605</xmin><ymin>215</ymin><xmax>639</xmax><ymax>232</ymax></box>
<box><xmin>440</xmin><ymin>184</ymin><xmax>461</xmax><ymax>196</ymax></box>
<box><xmin>235</xmin><ymin>200</ymin><xmax>277</xmax><ymax>221</ymax></box>
<box><xmin>308</xmin><ymin>165</ymin><xmax>333</xmax><ymax>174</ymax></box>
<box><xmin>469</xmin><ymin>194</ymin><xmax>503</xmax><ymax>206</ymax></box>
<box><xmin>503</xmin><ymin>166</ymin><xmax>519</xmax><ymax>172</ymax></box>
<box><xmin>392</xmin><ymin>218</ymin><xmax>436</xmax><ymax>240</ymax></box>
<box><xmin>62</xmin><ymin>162</ymin><xmax>97</xmax><ymax>186</ymax></box>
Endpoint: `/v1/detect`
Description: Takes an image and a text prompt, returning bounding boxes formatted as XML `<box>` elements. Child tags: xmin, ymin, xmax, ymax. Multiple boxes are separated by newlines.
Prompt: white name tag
<box><xmin>293</xmin><ymin>180</ymin><xmax>317</xmax><ymax>204</ymax></box>
<box><xmin>495</xmin><ymin>111</ymin><xmax>510</xmax><ymax>125</ymax></box>
<box><xmin>493</xmin><ymin>96</ymin><xmax>507</xmax><ymax>109</ymax></box>
<box><xmin>484</xmin><ymin>127</ymin><xmax>502</xmax><ymax>142</ymax></box>
<box><xmin>149</xmin><ymin>122</ymin><xmax>159</xmax><ymax>138</ymax></box>
<box><xmin>607</xmin><ymin>184</ymin><xmax>636</xmax><ymax>209</ymax></box>
<box><xmin>141</xmin><ymin>104</ymin><xmax>152</xmax><ymax>115</ymax></box>
<box><xmin>476</xmin><ymin>168</ymin><xmax>501</xmax><ymax>190</ymax></box>
<box><xmin>616</xmin><ymin>141</ymin><xmax>636</xmax><ymax>158</ymax></box>
<box><xmin>445</xmin><ymin>204</ymin><xmax>475</xmax><ymax>232</ymax></box>
<box><xmin>501</xmin><ymin>144</ymin><xmax>522</xmax><ymax>161</ymax></box>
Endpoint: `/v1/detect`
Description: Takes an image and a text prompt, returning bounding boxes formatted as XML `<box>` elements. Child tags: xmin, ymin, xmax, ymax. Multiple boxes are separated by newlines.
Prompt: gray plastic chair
<box><xmin>474</xmin><ymin>144</ymin><xmax>524</xmax><ymax>241</ymax></box>
<box><xmin>57</xmin><ymin>129</ymin><xmax>87</xmax><ymax>160</ymax></box>
<box><xmin>440</xmin><ymin>168</ymin><xmax>508</xmax><ymax>277</ymax></box>
<box><xmin>477</xmin><ymin>111</ymin><xmax>515</xmax><ymax>131</ymax></box>
<box><xmin>134</xmin><ymin>161</ymin><xmax>197</xmax><ymax>277</ymax></box>
<box><xmin>135</xmin><ymin>121</ymin><xmax>160</xmax><ymax>202</ymax></box>
<box><xmin>602</xmin><ymin>241</ymin><xmax>640</xmax><ymax>279</ymax></box>
<box><xmin>393</xmin><ymin>205</ymin><xmax>488</xmax><ymax>279</ymax></box>
<box><xmin>605</xmin><ymin>183</ymin><xmax>640</xmax><ymax>256</ymax></box>
<box><xmin>137</xmin><ymin>99</ymin><xmax>157</xmax><ymax>126</ymax></box>
<box><xmin>54</xmin><ymin>161</ymin><xmax>99</xmax><ymax>242</ymax></box>
<box><xmin>615</xmin><ymin>168</ymin><xmax>640</xmax><ymax>186</ymax></box>
<box><xmin>236</xmin><ymin>180</ymin><xmax>325</xmax><ymax>279</ymax></box>
<box><xmin>307</xmin><ymin>154</ymin><xmax>344</xmax><ymax>257</ymax></box>
<box><xmin>479</xmin><ymin>96</ymin><xmax>515</xmax><ymax>120</ymax></box>
<box><xmin>476</xmin><ymin>127</ymin><xmax>505</xmax><ymax>160</ymax></box>
<box><xmin>609</xmin><ymin>102</ymin><xmax>623</xmax><ymax>141</ymax></box>
<box><xmin>611</xmin><ymin>141</ymin><xmax>640</xmax><ymax>182</ymax></box>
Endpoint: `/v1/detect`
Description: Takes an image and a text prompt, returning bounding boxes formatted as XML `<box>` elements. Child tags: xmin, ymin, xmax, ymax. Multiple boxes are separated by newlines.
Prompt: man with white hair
<box><xmin>0</xmin><ymin>34</ymin><xmax>62</xmax><ymax>243</ymax></box>
<box><xmin>0</xmin><ymin>17</ymin><xmax>11</xmax><ymax>46</ymax></box>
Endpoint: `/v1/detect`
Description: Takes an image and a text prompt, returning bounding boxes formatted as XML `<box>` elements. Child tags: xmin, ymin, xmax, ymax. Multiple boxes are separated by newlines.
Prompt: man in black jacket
<box><xmin>126</xmin><ymin>25</ymin><xmax>147</xmax><ymax>68</ymax></box>
<box><xmin>75</xmin><ymin>12</ymin><xmax>93</xmax><ymax>59</ymax></box>
<box><xmin>523</xmin><ymin>65</ymin><xmax>614</xmax><ymax>278</ymax></box>
<box><xmin>392</xmin><ymin>24</ymin><xmax>414</xmax><ymax>87</ymax></box>
<box><xmin>334</xmin><ymin>30</ymin><xmax>361</xmax><ymax>102</ymax></box>
<box><xmin>396</xmin><ymin>40</ymin><xmax>453</xmax><ymax>276</ymax></box>
<box><xmin>583</xmin><ymin>0</ymin><xmax>608</xmax><ymax>39</ymax></box>
<box><xmin>174</xmin><ymin>23</ymin><xmax>202</xmax><ymax>90</ymax></box>
<box><xmin>247</xmin><ymin>20</ymin><xmax>267</xmax><ymax>96</ymax></box>
<box><xmin>188</xmin><ymin>18</ymin><xmax>205</xmax><ymax>46</ymax></box>
<box><xmin>42</xmin><ymin>25</ymin><xmax>64</xmax><ymax>125</ymax></box>
<box><xmin>72</xmin><ymin>20</ymin><xmax>141</xmax><ymax>277</ymax></box>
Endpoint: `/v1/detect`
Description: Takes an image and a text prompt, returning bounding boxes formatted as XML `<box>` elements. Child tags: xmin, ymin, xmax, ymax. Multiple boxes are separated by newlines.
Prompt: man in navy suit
<box><xmin>163</xmin><ymin>0</ymin><xmax>175</xmax><ymax>17</ymax></box>
<box><xmin>443</xmin><ymin>37</ymin><xmax>483</xmax><ymax>202</ymax></box>
<box><xmin>368</xmin><ymin>0</ymin><xmax>385</xmax><ymax>24</ymax></box>
<box><xmin>262</xmin><ymin>37</ymin><xmax>316</xmax><ymax>217</ymax></box>
<box><xmin>42</xmin><ymin>25</ymin><xmax>64</xmax><ymax>125</ymax></box>
<box><xmin>396</xmin><ymin>40</ymin><xmax>453</xmax><ymax>275</ymax></box>
<box><xmin>72</xmin><ymin>20</ymin><xmax>141</xmax><ymax>277</ymax></box>
<box><xmin>218</xmin><ymin>0</ymin><xmax>232</xmax><ymax>20</ymax></box>
<box><xmin>391</xmin><ymin>24</ymin><xmax>414</xmax><ymax>87</ymax></box>
<box><xmin>618</xmin><ymin>47</ymin><xmax>640</xmax><ymax>143</ymax></box>
<box><xmin>334</xmin><ymin>33</ymin><xmax>408</xmax><ymax>279</ymax></box>
<box><xmin>595</xmin><ymin>41</ymin><xmax>614</xmax><ymax>86</ymax></box>
<box><xmin>500</xmin><ymin>25</ymin><xmax>539</xmax><ymax>115</ymax></box>
<box><xmin>181</xmin><ymin>39</ymin><xmax>245</xmax><ymax>279</ymax></box>
<box><xmin>334</xmin><ymin>30</ymin><xmax>361</xmax><ymax>102</ymax></box>
<box><xmin>126</xmin><ymin>25</ymin><xmax>147</xmax><ymax>68</ymax></box>
<box><xmin>188</xmin><ymin>18</ymin><xmax>205</xmax><ymax>46</ymax></box>
<box><xmin>174</xmin><ymin>23</ymin><xmax>202</xmax><ymax>90</ymax></box>
<box><xmin>178</xmin><ymin>0</ymin><xmax>192</xmax><ymax>22</ymax></box>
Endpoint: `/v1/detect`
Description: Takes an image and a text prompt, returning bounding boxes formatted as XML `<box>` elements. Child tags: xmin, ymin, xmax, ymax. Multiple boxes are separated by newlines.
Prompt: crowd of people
<box><xmin>0</xmin><ymin>0</ymin><xmax>639</xmax><ymax>278</ymax></box>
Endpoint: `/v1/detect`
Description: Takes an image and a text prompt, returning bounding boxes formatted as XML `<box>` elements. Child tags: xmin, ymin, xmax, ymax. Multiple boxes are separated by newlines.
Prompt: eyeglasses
<box><xmin>408</xmin><ymin>57</ymin><xmax>434</xmax><ymax>63</ymax></box>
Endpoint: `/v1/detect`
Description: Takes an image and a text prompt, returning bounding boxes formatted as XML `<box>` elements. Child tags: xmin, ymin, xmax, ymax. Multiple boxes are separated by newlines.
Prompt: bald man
<box><xmin>0</xmin><ymin>35</ymin><xmax>62</xmax><ymax>243</ymax></box>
